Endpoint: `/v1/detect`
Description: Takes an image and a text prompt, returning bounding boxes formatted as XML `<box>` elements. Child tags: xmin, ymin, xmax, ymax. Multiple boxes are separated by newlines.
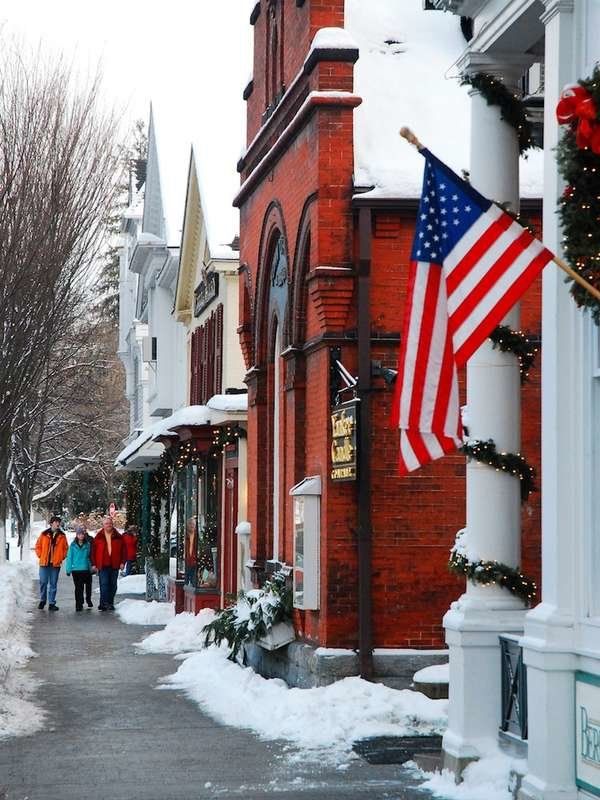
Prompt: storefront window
<box><xmin>195</xmin><ymin>457</ymin><xmax>219</xmax><ymax>589</ymax></box>
<box><xmin>181</xmin><ymin>463</ymin><xmax>198</xmax><ymax>586</ymax></box>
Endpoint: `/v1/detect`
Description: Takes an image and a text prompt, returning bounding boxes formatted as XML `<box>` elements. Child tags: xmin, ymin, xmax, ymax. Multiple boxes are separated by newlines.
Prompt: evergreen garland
<box><xmin>461</xmin><ymin>439</ymin><xmax>537</xmax><ymax>503</ymax></box>
<box><xmin>125</xmin><ymin>472</ymin><xmax>143</xmax><ymax>529</ymax></box>
<box><xmin>488</xmin><ymin>325</ymin><xmax>539</xmax><ymax>383</ymax></box>
<box><xmin>556</xmin><ymin>66</ymin><xmax>600</xmax><ymax>323</ymax></box>
<box><xmin>449</xmin><ymin>550</ymin><xmax>537</xmax><ymax>606</ymax></box>
<box><xmin>460</xmin><ymin>72</ymin><xmax>537</xmax><ymax>156</ymax></box>
<box><xmin>203</xmin><ymin>572</ymin><xmax>293</xmax><ymax>661</ymax></box>
<box><xmin>145</xmin><ymin>462</ymin><xmax>172</xmax><ymax>574</ymax></box>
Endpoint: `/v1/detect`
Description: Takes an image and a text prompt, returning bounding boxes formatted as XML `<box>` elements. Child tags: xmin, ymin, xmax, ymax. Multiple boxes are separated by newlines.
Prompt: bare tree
<box><xmin>0</xmin><ymin>40</ymin><xmax>123</xmax><ymax>559</ymax></box>
<box><xmin>7</xmin><ymin>316</ymin><xmax>127</xmax><ymax>555</ymax></box>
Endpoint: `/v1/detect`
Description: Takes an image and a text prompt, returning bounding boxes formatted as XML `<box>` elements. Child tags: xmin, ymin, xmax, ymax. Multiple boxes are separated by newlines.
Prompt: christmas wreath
<box><xmin>556</xmin><ymin>66</ymin><xmax>600</xmax><ymax>322</ymax></box>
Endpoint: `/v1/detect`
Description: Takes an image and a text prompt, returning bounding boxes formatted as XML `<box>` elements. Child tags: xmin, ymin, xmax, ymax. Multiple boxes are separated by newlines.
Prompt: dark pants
<box><xmin>71</xmin><ymin>571</ymin><xmax>92</xmax><ymax>609</ymax></box>
<box><xmin>123</xmin><ymin>560</ymin><xmax>136</xmax><ymax>576</ymax></box>
<box><xmin>98</xmin><ymin>567</ymin><xmax>118</xmax><ymax>608</ymax></box>
<box><xmin>39</xmin><ymin>566</ymin><xmax>60</xmax><ymax>604</ymax></box>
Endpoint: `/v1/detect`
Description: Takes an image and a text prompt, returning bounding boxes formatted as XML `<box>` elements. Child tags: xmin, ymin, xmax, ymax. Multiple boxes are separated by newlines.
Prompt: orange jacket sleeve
<box><xmin>34</xmin><ymin>535</ymin><xmax>43</xmax><ymax>560</ymax></box>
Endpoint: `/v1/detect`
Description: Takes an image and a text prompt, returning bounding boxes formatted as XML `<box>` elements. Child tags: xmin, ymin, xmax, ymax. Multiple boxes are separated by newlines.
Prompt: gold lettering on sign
<box><xmin>330</xmin><ymin>403</ymin><xmax>358</xmax><ymax>482</ymax></box>
<box><xmin>331</xmin><ymin>409</ymin><xmax>355</xmax><ymax>438</ymax></box>
<box><xmin>331</xmin><ymin>438</ymin><xmax>354</xmax><ymax>464</ymax></box>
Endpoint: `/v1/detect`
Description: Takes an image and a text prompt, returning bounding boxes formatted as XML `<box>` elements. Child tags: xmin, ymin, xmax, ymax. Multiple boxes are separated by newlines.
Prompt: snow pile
<box><xmin>414</xmin><ymin>663</ymin><xmax>449</xmax><ymax>684</ymax></box>
<box><xmin>136</xmin><ymin>609</ymin><xmax>215</xmax><ymax>654</ymax></box>
<box><xmin>116</xmin><ymin>574</ymin><xmax>147</xmax><ymax>595</ymax></box>
<box><xmin>415</xmin><ymin>747</ymin><xmax>524</xmax><ymax>800</ymax></box>
<box><xmin>158</xmin><ymin>644</ymin><xmax>446</xmax><ymax>758</ymax></box>
<box><xmin>0</xmin><ymin>562</ymin><xmax>45</xmax><ymax>739</ymax></box>
<box><xmin>346</xmin><ymin>0</ymin><xmax>542</xmax><ymax>198</ymax></box>
<box><xmin>115</xmin><ymin>599</ymin><xmax>174</xmax><ymax>625</ymax></box>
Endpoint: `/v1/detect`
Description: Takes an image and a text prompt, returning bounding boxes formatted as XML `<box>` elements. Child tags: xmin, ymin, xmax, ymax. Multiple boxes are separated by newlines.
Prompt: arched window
<box><xmin>272</xmin><ymin>321</ymin><xmax>282</xmax><ymax>561</ymax></box>
<box><xmin>267</xmin><ymin>231</ymin><xmax>288</xmax><ymax>562</ymax></box>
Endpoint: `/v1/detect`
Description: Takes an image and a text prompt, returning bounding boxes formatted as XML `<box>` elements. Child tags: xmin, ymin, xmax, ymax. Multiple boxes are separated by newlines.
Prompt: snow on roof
<box><xmin>152</xmin><ymin>405</ymin><xmax>212</xmax><ymax>439</ymax></box>
<box><xmin>207</xmin><ymin>394</ymin><xmax>248</xmax><ymax>413</ymax></box>
<box><xmin>115</xmin><ymin>418</ymin><xmax>167</xmax><ymax>465</ymax></box>
<box><xmin>346</xmin><ymin>0</ymin><xmax>542</xmax><ymax>198</ymax></box>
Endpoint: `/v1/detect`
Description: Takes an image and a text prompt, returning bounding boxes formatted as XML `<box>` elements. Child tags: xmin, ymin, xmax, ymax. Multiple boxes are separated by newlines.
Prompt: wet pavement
<box><xmin>0</xmin><ymin>577</ymin><xmax>434</xmax><ymax>800</ymax></box>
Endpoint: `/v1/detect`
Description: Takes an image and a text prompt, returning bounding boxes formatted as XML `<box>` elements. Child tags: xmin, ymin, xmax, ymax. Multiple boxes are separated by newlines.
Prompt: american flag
<box><xmin>393</xmin><ymin>149</ymin><xmax>552</xmax><ymax>473</ymax></box>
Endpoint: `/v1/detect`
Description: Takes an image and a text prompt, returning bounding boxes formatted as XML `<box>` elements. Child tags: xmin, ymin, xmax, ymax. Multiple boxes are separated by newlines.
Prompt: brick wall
<box><xmin>238</xmin><ymin>0</ymin><xmax>542</xmax><ymax>651</ymax></box>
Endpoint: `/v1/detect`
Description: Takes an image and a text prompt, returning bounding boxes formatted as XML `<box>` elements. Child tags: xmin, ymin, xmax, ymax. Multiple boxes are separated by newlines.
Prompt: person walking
<box><xmin>92</xmin><ymin>516</ymin><xmax>125</xmax><ymax>611</ymax></box>
<box><xmin>35</xmin><ymin>516</ymin><xmax>68</xmax><ymax>611</ymax></box>
<box><xmin>121</xmin><ymin>525</ymin><xmax>139</xmax><ymax>576</ymax></box>
<box><xmin>65</xmin><ymin>526</ymin><xmax>94</xmax><ymax>611</ymax></box>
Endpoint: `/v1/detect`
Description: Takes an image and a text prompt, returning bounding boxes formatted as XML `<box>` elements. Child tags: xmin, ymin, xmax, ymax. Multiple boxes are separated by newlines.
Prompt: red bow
<box><xmin>556</xmin><ymin>83</ymin><xmax>600</xmax><ymax>153</ymax></box>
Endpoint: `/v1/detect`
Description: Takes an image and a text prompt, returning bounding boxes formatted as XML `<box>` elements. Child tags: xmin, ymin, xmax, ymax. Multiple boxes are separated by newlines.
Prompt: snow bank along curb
<box><xmin>115</xmin><ymin>599</ymin><xmax>175</xmax><ymax>625</ymax></box>
<box><xmin>0</xmin><ymin>562</ymin><xmax>46</xmax><ymax>739</ymax></box>
<box><xmin>411</xmin><ymin>746</ymin><xmax>526</xmax><ymax>800</ymax></box>
<box><xmin>133</xmin><ymin>611</ymin><xmax>447</xmax><ymax>761</ymax></box>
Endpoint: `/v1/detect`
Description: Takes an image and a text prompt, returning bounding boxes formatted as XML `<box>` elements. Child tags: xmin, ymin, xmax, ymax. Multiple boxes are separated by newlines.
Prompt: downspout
<box><xmin>357</xmin><ymin>206</ymin><xmax>373</xmax><ymax>680</ymax></box>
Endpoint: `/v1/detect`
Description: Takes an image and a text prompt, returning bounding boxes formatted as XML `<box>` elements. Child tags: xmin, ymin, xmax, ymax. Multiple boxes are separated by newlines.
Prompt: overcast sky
<box><xmin>0</xmin><ymin>0</ymin><xmax>255</xmax><ymax>248</ymax></box>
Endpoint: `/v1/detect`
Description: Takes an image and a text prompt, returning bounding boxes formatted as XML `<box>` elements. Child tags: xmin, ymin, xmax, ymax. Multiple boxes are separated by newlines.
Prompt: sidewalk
<box><xmin>0</xmin><ymin>577</ymin><xmax>431</xmax><ymax>800</ymax></box>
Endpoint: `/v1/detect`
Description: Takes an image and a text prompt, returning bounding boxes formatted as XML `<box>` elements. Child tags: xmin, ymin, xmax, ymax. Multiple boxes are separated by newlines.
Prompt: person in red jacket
<box><xmin>121</xmin><ymin>525</ymin><xmax>139</xmax><ymax>576</ymax></box>
<box><xmin>92</xmin><ymin>516</ymin><xmax>125</xmax><ymax>611</ymax></box>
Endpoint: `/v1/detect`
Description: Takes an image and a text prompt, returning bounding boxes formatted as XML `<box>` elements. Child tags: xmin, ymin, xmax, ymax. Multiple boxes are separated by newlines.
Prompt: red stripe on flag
<box><xmin>431</xmin><ymin>326</ymin><xmax>456</xmax><ymax>436</ymax></box>
<box><xmin>391</xmin><ymin>260</ymin><xmax>419</xmax><ymax>428</ymax></box>
<box><xmin>408</xmin><ymin>265</ymin><xmax>443</xmax><ymax>430</ymax></box>
<box><xmin>445</xmin><ymin>213</ymin><xmax>513</xmax><ymax>295</ymax></box>
<box><xmin>454</xmin><ymin>247</ymin><xmax>552</xmax><ymax>366</ymax></box>
<box><xmin>449</xmin><ymin>230</ymin><xmax>534</xmax><ymax>333</ymax></box>
<box><xmin>406</xmin><ymin>429</ymin><xmax>432</xmax><ymax>468</ymax></box>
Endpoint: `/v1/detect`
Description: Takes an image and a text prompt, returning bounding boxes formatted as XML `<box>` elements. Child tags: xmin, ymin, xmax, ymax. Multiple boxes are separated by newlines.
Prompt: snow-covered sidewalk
<box><xmin>0</xmin><ymin>561</ymin><xmax>45</xmax><ymax>739</ymax></box>
<box><xmin>125</xmin><ymin>606</ymin><xmax>447</xmax><ymax>763</ymax></box>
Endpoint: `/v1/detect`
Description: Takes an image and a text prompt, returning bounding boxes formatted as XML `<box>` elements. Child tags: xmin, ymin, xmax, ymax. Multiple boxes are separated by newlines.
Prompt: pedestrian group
<box><xmin>35</xmin><ymin>515</ymin><xmax>139</xmax><ymax>612</ymax></box>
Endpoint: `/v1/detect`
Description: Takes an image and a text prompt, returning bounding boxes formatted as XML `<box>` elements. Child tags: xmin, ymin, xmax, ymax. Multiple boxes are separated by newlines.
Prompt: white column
<box><xmin>519</xmin><ymin>3</ymin><xmax>579</xmax><ymax>798</ymax></box>
<box><xmin>443</xmin><ymin>53</ymin><xmax>532</xmax><ymax>770</ymax></box>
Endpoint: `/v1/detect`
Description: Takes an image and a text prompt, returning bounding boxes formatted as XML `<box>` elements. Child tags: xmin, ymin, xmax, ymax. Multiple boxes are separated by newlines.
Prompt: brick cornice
<box><xmin>234</xmin><ymin>92</ymin><xmax>362</xmax><ymax>208</ymax></box>
<box><xmin>303</xmin><ymin>45</ymin><xmax>359</xmax><ymax>77</ymax></box>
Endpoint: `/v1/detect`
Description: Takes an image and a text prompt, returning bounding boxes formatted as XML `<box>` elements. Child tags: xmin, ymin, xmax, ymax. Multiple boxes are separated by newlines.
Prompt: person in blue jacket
<box><xmin>65</xmin><ymin>526</ymin><xmax>95</xmax><ymax>612</ymax></box>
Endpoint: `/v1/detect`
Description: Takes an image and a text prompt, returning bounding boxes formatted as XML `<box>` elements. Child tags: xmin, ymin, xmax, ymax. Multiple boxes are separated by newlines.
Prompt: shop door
<box><xmin>223</xmin><ymin>446</ymin><xmax>238</xmax><ymax>601</ymax></box>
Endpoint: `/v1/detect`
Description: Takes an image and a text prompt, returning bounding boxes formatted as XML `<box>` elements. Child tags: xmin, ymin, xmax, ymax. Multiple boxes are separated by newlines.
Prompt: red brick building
<box><xmin>235</xmin><ymin>0</ymin><xmax>542</xmax><ymax>686</ymax></box>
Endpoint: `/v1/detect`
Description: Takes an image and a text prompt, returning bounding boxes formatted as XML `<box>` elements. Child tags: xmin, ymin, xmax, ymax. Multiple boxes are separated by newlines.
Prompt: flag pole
<box><xmin>399</xmin><ymin>127</ymin><xmax>600</xmax><ymax>304</ymax></box>
<box><xmin>551</xmin><ymin>256</ymin><xmax>600</xmax><ymax>303</ymax></box>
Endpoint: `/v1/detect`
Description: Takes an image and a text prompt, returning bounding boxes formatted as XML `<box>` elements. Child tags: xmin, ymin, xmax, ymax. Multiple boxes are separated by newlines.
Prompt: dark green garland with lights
<box><xmin>556</xmin><ymin>66</ymin><xmax>600</xmax><ymax>323</ymax></box>
<box><xmin>488</xmin><ymin>325</ymin><xmax>539</xmax><ymax>383</ymax></box>
<box><xmin>449</xmin><ymin>550</ymin><xmax>537</xmax><ymax>606</ymax></box>
<box><xmin>461</xmin><ymin>438</ymin><xmax>537</xmax><ymax>503</ymax></box>
<box><xmin>460</xmin><ymin>72</ymin><xmax>537</xmax><ymax>156</ymax></box>
<box><xmin>125</xmin><ymin>472</ymin><xmax>143</xmax><ymax>528</ymax></box>
<box><xmin>145</xmin><ymin>459</ymin><xmax>173</xmax><ymax>574</ymax></box>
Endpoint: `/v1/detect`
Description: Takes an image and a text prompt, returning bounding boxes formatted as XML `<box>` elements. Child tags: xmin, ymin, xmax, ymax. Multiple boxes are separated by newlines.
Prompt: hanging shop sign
<box><xmin>576</xmin><ymin>671</ymin><xmax>600</xmax><ymax>797</ymax></box>
<box><xmin>194</xmin><ymin>272</ymin><xmax>219</xmax><ymax>317</ymax></box>
<box><xmin>330</xmin><ymin>400</ymin><xmax>358</xmax><ymax>482</ymax></box>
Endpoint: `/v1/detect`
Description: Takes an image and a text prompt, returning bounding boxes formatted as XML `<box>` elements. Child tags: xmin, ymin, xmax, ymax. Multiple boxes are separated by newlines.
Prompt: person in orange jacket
<box><xmin>35</xmin><ymin>516</ymin><xmax>69</xmax><ymax>611</ymax></box>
